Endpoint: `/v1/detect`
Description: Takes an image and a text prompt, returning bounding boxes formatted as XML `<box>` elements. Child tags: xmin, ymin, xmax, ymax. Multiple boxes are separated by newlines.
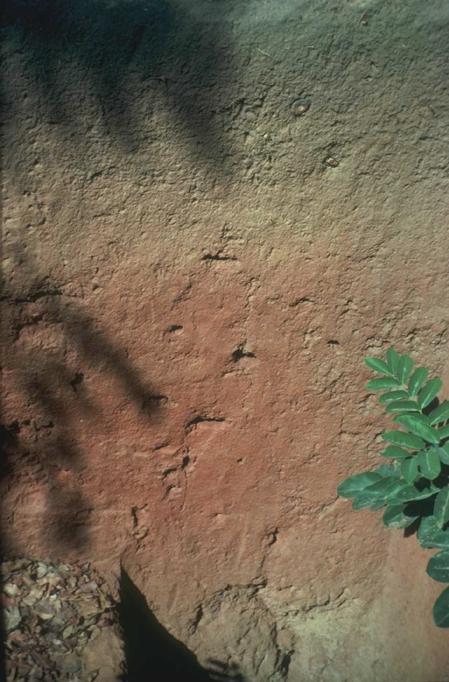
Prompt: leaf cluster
<box><xmin>337</xmin><ymin>348</ymin><xmax>449</xmax><ymax>627</ymax></box>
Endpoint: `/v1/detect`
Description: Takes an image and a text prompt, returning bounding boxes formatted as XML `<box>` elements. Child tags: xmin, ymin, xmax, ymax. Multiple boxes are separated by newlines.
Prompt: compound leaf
<box><xmin>337</xmin><ymin>472</ymin><xmax>382</xmax><ymax>499</ymax></box>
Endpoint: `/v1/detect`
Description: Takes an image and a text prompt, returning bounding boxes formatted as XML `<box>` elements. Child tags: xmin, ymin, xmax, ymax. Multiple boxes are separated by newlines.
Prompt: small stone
<box><xmin>63</xmin><ymin>625</ymin><xmax>75</xmax><ymax>638</ymax></box>
<box><xmin>23</xmin><ymin>588</ymin><xmax>44</xmax><ymax>606</ymax></box>
<box><xmin>5</xmin><ymin>606</ymin><xmax>22</xmax><ymax>631</ymax></box>
<box><xmin>133</xmin><ymin>526</ymin><xmax>149</xmax><ymax>540</ymax></box>
<box><xmin>36</xmin><ymin>563</ymin><xmax>48</xmax><ymax>579</ymax></box>
<box><xmin>324</xmin><ymin>156</ymin><xmax>339</xmax><ymax>167</ymax></box>
<box><xmin>4</xmin><ymin>582</ymin><xmax>19</xmax><ymax>597</ymax></box>
<box><xmin>292</xmin><ymin>98</ymin><xmax>311</xmax><ymax>116</ymax></box>
<box><xmin>35</xmin><ymin>602</ymin><xmax>55</xmax><ymax>621</ymax></box>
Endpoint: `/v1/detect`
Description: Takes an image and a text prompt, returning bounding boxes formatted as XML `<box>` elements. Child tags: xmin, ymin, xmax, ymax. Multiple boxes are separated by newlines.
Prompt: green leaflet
<box><xmin>382</xmin><ymin>430</ymin><xmax>425</xmax><ymax>450</ymax></box>
<box><xmin>383</xmin><ymin>504</ymin><xmax>418</xmax><ymax>529</ymax></box>
<box><xmin>352</xmin><ymin>491</ymin><xmax>386</xmax><ymax>511</ymax></box>
<box><xmin>418</xmin><ymin>449</ymin><xmax>441</xmax><ymax>480</ymax></box>
<box><xmin>375</xmin><ymin>463</ymin><xmax>400</xmax><ymax>478</ymax></box>
<box><xmin>418</xmin><ymin>516</ymin><xmax>441</xmax><ymax>547</ymax></box>
<box><xmin>436</xmin><ymin>444</ymin><xmax>449</xmax><ymax>465</ymax></box>
<box><xmin>418</xmin><ymin>516</ymin><xmax>449</xmax><ymax>550</ymax></box>
<box><xmin>433</xmin><ymin>587</ymin><xmax>449</xmax><ymax>627</ymax></box>
<box><xmin>408</xmin><ymin>367</ymin><xmax>429</xmax><ymax>397</ymax></box>
<box><xmin>397</xmin><ymin>355</ymin><xmax>414</xmax><ymax>384</ymax></box>
<box><xmin>393</xmin><ymin>412</ymin><xmax>431</xmax><ymax>429</ymax></box>
<box><xmin>379</xmin><ymin>390</ymin><xmax>410</xmax><ymax>403</ymax></box>
<box><xmin>427</xmin><ymin>551</ymin><xmax>449</xmax><ymax>583</ymax></box>
<box><xmin>394</xmin><ymin>414</ymin><xmax>440</xmax><ymax>445</ymax></box>
<box><xmin>430</xmin><ymin>533</ymin><xmax>449</xmax><ymax>549</ymax></box>
<box><xmin>425</xmin><ymin>530</ymin><xmax>449</xmax><ymax>549</ymax></box>
<box><xmin>417</xmin><ymin>378</ymin><xmax>443</xmax><ymax>409</ymax></box>
<box><xmin>401</xmin><ymin>457</ymin><xmax>419</xmax><ymax>483</ymax></box>
<box><xmin>362</xmin><ymin>477</ymin><xmax>405</xmax><ymax>501</ymax></box>
<box><xmin>394</xmin><ymin>483</ymin><xmax>439</xmax><ymax>504</ymax></box>
<box><xmin>385</xmin><ymin>400</ymin><xmax>419</xmax><ymax>414</ymax></box>
<box><xmin>337</xmin><ymin>472</ymin><xmax>382</xmax><ymax>499</ymax></box>
<box><xmin>429</xmin><ymin>401</ymin><xmax>449</xmax><ymax>426</ymax></box>
<box><xmin>437</xmin><ymin>424</ymin><xmax>449</xmax><ymax>441</ymax></box>
<box><xmin>381</xmin><ymin>445</ymin><xmax>410</xmax><ymax>460</ymax></box>
<box><xmin>434</xmin><ymin>489</ymin><xmax>449</xmax><ymax>529</ymax></box>
<box><xmin>351</xmin><ymin>476</ymin><xmax>406</xmax><ymax>511</ymax></box>
<box><xmin>386</xmin><ymin>348</ymin><xmax>401</xmax><ymax>377</ymax></box>
<box><xmin>364</xmin><ymin>357</ymin><xmax>393</xmax><ymax>376</ymax></box>
<box><xmin>417</xmin><ymin>516</ymin><xmax>449</xmax><ymax>548</ymax></box>
<box><xmin>367</xmin><ymin>377</ymin><xmax>402</xmax><ymax>391</ymax></box>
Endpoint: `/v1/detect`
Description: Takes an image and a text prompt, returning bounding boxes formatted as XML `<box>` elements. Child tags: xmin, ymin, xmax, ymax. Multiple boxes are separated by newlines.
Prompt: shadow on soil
<box><xmin>0</xmin><ymin>247</ymin><xmax>166</xmax><ymax>679</ymax></box>
<box><xmin>119</xmin><ymin>569</ymin><xmax>244</xmax><ymax>681</ymax></box>
<box><xmin>2</xmin><ymin>0</ymin><xmax>234</xmax><ymax>172</ymax></box>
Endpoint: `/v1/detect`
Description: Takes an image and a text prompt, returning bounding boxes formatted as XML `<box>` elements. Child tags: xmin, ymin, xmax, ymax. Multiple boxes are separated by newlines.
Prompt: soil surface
<box><xmin>2</xmin><ymin>0</ymin><xmax>449</xmax><ymax>680</ymax></box>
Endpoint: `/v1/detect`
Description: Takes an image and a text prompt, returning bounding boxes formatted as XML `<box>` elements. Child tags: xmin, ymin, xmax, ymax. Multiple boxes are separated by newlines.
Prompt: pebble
<box><xmin>292</xmin><ymin>97</ymin><xmax>311</xmax><ymax>116</ymax></box>
<box><xmin>5</xmin><ymin>607</ymin><xmax>22</xmax><ymax>632</ymax></box>
<box><xmin>324</xmin><ymin>156</ymin><xmax>339</xmax><ymax>167</ymax></box>
<box><xmin>4</xmin><ymin>583</ymin><xmax>19</xmax><ymax>597</ymax></box>
<box><xmin>36</xmin><ymin>563</ymin><xmax>48</xmax><ymax>579</ymax></box>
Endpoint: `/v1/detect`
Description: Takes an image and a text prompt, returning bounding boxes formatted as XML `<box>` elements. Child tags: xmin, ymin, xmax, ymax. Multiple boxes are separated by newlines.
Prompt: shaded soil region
<box><xmin>119</xmin><ymin>570</ymin><xmax>216</xmax><ymax>681</ymax></box>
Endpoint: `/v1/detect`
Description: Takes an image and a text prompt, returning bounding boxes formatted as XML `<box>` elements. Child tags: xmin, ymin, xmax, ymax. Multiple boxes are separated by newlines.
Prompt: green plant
<box><xmin>337</xmin><ymin>348</ymin><xmax>449</xmax><ymax>627</ymax></box>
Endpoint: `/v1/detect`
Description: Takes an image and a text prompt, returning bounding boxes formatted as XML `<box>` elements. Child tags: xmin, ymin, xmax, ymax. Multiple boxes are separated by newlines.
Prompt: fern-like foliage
<box><xmin>338</xmin><ymin>348</ymin><xmax>449</xmax><ymax>627</ymax></box>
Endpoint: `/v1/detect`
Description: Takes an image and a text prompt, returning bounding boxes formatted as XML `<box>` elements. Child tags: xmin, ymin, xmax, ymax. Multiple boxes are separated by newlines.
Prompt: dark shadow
<box><xmin>118</xmin><ymin>568</ymin><xmax>213</xmax><ymax>681</ymax></box>
<box><xmin>1</xmin><ymin>0</ymin><xmax>235</xmax><ymax>173</ymax></box>
<box><xmin>0</xmin><ymin>246</ymin><xmax>172</xmax><ymax>676</ymax></box>
<box><xmin>1</xmin><ymin>245</ymin><xmax>166</xmax><ymax>554</ymax></box>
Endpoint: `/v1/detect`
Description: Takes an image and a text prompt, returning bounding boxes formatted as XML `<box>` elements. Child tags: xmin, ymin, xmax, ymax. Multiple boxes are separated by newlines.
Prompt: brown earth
<box><xmin>2</xmin><ymin>0</ymin><xmax>449</xmax><ymax>679</ymax></box>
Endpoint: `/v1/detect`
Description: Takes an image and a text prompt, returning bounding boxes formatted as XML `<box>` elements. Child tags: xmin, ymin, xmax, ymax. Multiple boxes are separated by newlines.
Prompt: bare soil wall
<box><xmin>2</xmin><ymin>1</ymin><xmax>449</xmax><ymax>679</ymax></box>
